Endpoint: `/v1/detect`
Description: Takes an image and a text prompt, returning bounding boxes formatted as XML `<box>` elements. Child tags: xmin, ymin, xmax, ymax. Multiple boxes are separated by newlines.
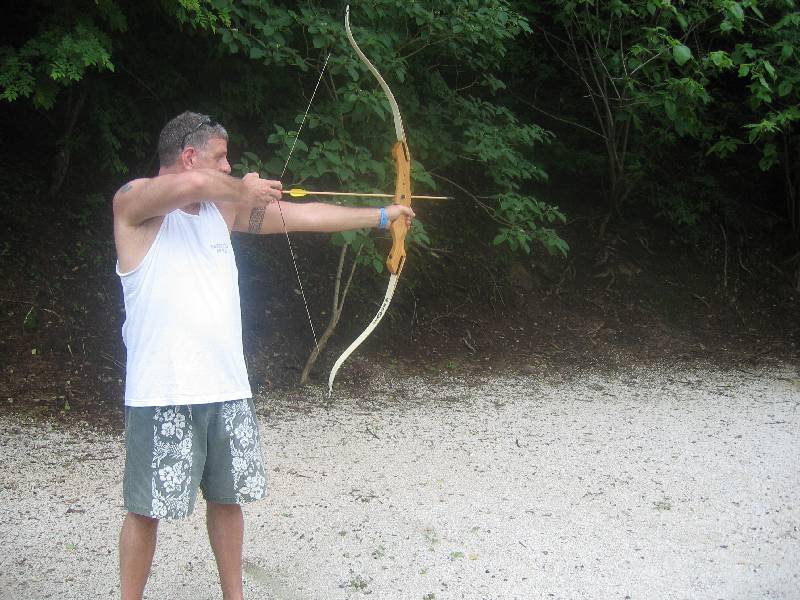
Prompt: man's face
<box><xmin>191</xmin><ymin>137</ymin><xmax>231</xmax><ymax>174</ymax></box>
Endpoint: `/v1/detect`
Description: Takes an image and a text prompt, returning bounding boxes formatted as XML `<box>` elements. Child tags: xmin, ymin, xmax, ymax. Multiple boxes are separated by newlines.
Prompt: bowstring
<box><xmin>275</xmin><ymin>52</ymin><xmax>332</xmax><ymax>353</ymax></box>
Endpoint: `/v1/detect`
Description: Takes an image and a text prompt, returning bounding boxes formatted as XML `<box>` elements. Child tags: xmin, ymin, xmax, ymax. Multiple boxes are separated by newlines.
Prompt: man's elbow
<box><xmin>286</xmin><ymin>202</ymin><xmax>329</xmax><ymax>233</ymax></box>
<box><xmin>112</xmin><ymin>182</ymin><xmax>138</xmax><ymax>224</ymax></box>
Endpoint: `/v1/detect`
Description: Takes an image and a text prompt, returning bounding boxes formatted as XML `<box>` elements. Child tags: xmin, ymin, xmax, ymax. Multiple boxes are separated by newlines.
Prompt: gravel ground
<box><xmin>1</xmin><ymin>364</ymin><xmax>798</xmax><ymax>600</ymax></box>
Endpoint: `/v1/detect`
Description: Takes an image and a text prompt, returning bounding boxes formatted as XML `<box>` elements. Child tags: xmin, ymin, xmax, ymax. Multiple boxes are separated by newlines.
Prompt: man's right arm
<box><xmin>112</xmin><ymin>169</ymin><xmax>248</xmax><ymax>227</ymax></box>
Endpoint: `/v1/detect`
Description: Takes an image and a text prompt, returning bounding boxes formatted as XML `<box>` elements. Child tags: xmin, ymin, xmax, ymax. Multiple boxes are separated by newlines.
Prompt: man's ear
<box><xmin>180</xmin><ymin>147</ymin><xmax>197</xmax><ymax>170</ymax></box>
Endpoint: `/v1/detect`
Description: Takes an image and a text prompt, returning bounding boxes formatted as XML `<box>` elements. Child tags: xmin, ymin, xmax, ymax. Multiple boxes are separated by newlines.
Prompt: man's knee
<box><xmin>124</xmin><ymin>511</ymin><xmax>160</xmax><ymax>532</ymax></box>
<box><xmin>206</xmin><ymin>501</ymin><xmax>242</xmax><ymax>516</ymax></box>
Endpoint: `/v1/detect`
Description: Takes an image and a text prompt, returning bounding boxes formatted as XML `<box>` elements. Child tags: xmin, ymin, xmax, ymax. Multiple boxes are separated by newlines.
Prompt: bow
<box><xmin>327</xmin><ymin>5</ymin><xmax>412</xmax><ymax>395</ymax></box>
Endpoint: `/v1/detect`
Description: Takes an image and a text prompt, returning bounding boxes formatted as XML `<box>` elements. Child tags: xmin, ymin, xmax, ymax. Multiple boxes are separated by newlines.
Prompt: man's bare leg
<box><xmin>207</xmin><ymin>501</ymin><xmax>244</xmax><ymax>600</ymax></box>
<box><xmin>119</xmin><ymin>512</ymin><xmax>158</xmax><ymax>600</ymax></box>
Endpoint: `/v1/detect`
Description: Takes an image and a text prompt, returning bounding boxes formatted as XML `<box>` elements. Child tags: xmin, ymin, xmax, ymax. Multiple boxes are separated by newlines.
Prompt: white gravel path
<box><xmin>1</xmin><ymin>364</ymin><xmax>798</xmax><ymax>600</ymax></box>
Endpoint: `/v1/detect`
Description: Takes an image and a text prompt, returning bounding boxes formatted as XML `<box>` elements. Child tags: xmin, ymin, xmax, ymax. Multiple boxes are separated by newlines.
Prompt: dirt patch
<box><xmin>2</xmin><ymin>366</ymin><xmax>798</xmax><ymax>599</ymax></box>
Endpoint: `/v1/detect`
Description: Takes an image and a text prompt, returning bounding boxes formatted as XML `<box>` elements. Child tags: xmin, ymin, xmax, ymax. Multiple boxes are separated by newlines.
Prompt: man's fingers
<box><xmin>263</xmin><ymin>179</ymin><xmax>282</xmax><ymax>204</ymax></box>
<box><xmin>250</xmin><ymin>178</ymin><xmax>281</xmax><ymax>205</ymax></box>
<box><xmin>242</xmin><ymin>173</ymin><xmax>281</xmax><ymax>207</ymax></box>
<box><xmin>386</xmin><ymin>204</ymin><xmax>416</xmax><ymax>224</ymax></box>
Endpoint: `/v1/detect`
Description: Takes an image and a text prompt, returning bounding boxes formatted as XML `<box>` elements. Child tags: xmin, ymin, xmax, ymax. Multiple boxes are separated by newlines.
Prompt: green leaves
<box><xmin>672</xmin><ymin>44</ymin><xmax>692</xmax><ymax>66</ymax></box>
<box><xmin>532</xmin><ymin>0</ymin><xmax>800</xmax><ymax>228</ymax></box>
<box><xmin>706</xmin><ymin>136</ymin><xmax>742</xmax><ymax>159</ymax></box>
<box><xmin>457</xmin><ymin>98</ymin><xmax>551</xmax><ymax>187</ymax></box>
<box><xmin>249</xmin><ymin>1</ymin><xmax>566</xmax><ymax>263</ymax></box>
<box><xmin>0</xmin><ymin>54</ymin><xmax>36</xmax><ymax>103</ymax></box>
<box><xmin>777</xmin><ymin>79</ymin><xmax>793</xmax><ymax>97</ymax></box>
<box><xmin>0</xmin><ymin>19</ymin><xmax>115</xmax><ymax>109</ymax></box>
<box><xmin>2</xmin><ymin>0</ymin><xmax>567</xmax><ymax>269</ymax></box>
<box><xmin>491</xmin><ymin>193</ymin><xmax>567</xmax><ymax>256</ymax></box>
<box><xmin>707</xmin><ymin>50</ymin><xmax>733</xmax><ymax>70</ymax></box>
<box><xmin>333</xmin><ymin>219</ymin><xmax>430</xmax><ymax>276</ymax></box>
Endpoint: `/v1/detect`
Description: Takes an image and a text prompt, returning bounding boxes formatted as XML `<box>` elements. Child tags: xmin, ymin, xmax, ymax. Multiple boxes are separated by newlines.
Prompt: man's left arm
<box><xmin>232</xmin><ymin>201</ymin><xmax>413</xmax><ymax>235</ymax></box>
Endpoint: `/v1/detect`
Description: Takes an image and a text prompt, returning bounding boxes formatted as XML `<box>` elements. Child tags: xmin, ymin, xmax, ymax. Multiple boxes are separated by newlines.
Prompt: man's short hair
<box><xmin>158</xmin><ymin>111</ymin><xmax>229</xmax><ymax>167</ymax></box>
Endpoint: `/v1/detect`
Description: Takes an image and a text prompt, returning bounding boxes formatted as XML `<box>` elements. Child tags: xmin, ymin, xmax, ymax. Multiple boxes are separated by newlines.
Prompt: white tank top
<box><xmin>116</xmin><ymin>202</ymin><xmax>252</xmax><ymax>406</ymax></box>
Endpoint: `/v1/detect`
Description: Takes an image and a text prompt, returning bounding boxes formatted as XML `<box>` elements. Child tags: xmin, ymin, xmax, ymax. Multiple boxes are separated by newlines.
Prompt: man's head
<box><xmin>158</xmin><ymin>111</ymin><xmax>231</xmax><ymax>173</ymax></box>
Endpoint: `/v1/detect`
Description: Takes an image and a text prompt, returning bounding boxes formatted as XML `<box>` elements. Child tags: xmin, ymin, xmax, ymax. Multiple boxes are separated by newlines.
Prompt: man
<box><xmin>113</xmin><ymin>111</ymin><xmax>414</xmax><ymax>599</ymax></box>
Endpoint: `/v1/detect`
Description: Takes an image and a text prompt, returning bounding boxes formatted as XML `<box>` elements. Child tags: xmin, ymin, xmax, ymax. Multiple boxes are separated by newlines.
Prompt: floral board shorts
<box><xmin>123</xmin><ymin>398</ymin><xmax>267</xmax><ymax>520</ymax></box>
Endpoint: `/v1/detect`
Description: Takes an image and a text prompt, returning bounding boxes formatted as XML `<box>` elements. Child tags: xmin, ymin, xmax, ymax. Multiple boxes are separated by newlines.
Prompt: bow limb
<box><xmin>327</xmin><ymin>6</ymin><xmax>412</xmax><ymax>395</ymax></box>
<box><xmin>344</xmin><ymin>6</ymin><xmax>405</xmax><ymax>142</ymax></box>
<box><xmin>327</xmin><ymin>273</ymin><xmax>399</xmax><ymax>394</ymax></box>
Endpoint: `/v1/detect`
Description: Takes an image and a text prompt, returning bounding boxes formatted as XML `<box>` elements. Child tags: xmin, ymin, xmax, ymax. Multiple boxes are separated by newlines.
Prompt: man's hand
<box><xmin>242</xmin><ymin>173</ymin><xmax>282</xmax><ymax>208</ymax></box>
<box><xmin>386</xmin><ymin>204</ymin><xmax>415</xmax><ymax>227</ymax></box>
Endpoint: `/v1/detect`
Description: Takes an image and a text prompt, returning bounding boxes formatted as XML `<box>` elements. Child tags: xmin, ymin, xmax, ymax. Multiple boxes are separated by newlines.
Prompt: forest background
<box><xmin>1</xmin><ymin>0</ymin><xmax>798</xmax><ymax>426</ymax></box>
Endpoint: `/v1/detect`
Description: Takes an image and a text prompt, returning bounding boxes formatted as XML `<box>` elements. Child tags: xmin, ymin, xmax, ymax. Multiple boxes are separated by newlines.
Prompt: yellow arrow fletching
<box><xmin>286</xmin><ymin>188</ymin><xmax>308</xmax><ymax>198</ymax></box>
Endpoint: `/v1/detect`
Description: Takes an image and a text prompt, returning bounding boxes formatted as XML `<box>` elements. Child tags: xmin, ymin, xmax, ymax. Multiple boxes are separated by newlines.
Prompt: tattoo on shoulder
<box><xmin>248</xmin><ymin>207</ymin><xmax>266</xmax><ymax>233</ymax></box>
<box><xmin>118</xmin><ymin>182</ymin><xmax>133</xmax><ymax>194</ymax></box>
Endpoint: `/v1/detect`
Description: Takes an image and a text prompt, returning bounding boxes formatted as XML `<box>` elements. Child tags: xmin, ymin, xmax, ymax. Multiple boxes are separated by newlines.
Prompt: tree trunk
<box><xmin>781</xmin><ymin>131</ymin><xmax>800</xmax><ymax>293</ymax></box>
<box><xmin>299</xmin><ymin>243</ymin><xmax>361</xmax><ymax>384</ymax></box>
<box><xmin>784</xmin><ymin>130</ymin><xmax>799</xmax><ymax>235</ymax></box>
<box><xmin>49</xmin><ymin>85</ymin><xmax>88</xmax><ymax>199</ymax></box>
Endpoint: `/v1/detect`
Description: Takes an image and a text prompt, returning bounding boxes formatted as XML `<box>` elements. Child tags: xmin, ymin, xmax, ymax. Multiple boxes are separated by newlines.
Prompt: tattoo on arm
<box><xmin>248</xmin><ymin>207</ymin><xmax>266</xmax><ymax>233</ymax></box>
<box><xmin>118</xmin><ymin>182</ymin><xmax>133</xmax><ymax>194</ymax></box>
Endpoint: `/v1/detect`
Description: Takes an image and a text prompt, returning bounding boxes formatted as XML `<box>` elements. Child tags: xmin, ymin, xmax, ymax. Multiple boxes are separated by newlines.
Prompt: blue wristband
<box><xmin>379</xmin><ymin>207</ymin><xmax>388</xmax><ymax>230</ymax></box>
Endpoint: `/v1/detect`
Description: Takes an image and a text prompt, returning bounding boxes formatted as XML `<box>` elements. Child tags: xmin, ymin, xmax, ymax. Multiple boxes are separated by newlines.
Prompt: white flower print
<box><xmin>151</xmin><ymin>497</ymin><xmax>167</xmax><ymax>519</ymax></box>
<box><xmin>234</xmin><ymin>421</ymin><xmax>254</xmax><ymax>448</ymax></box>
<box><xmin>176</xmin><ymin>437</ymin><xmax>192</xmax><ymax>459</ymax></box>
<box><xmin>159</xmin><ymin>409</ymin><xmax>186</xmax><ymax>439</ymax></box>
<box><xmin>222</xmin><ymin>399</ymin><xmax>266</xmax><ymax>504</ymax></box>
<box><xmin>240</xmin><ymin>473</ymin><xmax>265</xmax><ymax>498</ymax></box>
<box><xmin>232</xmin><ymin>456</ymin><xmax>248</xmax><ymax>476</ymax></box>
<box><xmin>159</xmin><ymin>463</ymin><xmax>185</xmax><ymax>493</ymax></box>
<box><xmin>150</xmin><ymin>406</ymin><xmax>193</xmax><ymax>518</ymax></box>
<box><xmin>172</xmin><ymin>411</ymin><xmax>186</xmax><ymax>428</ymax></box>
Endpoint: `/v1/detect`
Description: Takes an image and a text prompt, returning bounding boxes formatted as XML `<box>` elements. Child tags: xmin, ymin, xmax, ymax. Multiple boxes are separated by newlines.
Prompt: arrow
<box><xmin>284</xmin><ymin>188</ymin><xmax>452</xmax><ymax>200</ymax></box>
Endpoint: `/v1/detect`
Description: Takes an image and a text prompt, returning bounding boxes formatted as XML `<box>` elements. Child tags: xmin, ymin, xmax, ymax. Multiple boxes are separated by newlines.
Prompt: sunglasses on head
<box><xmin>181</xmin><ymin>115</ymin><xmax>219</xmax><ymax>149</ymax></box>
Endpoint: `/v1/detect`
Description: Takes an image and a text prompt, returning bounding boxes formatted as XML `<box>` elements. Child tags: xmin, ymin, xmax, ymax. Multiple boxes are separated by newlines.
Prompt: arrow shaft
<box><xmin>285</xmin><ymin>189</ymin><xmax>450</xmax><ymax>200</ymax></box>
